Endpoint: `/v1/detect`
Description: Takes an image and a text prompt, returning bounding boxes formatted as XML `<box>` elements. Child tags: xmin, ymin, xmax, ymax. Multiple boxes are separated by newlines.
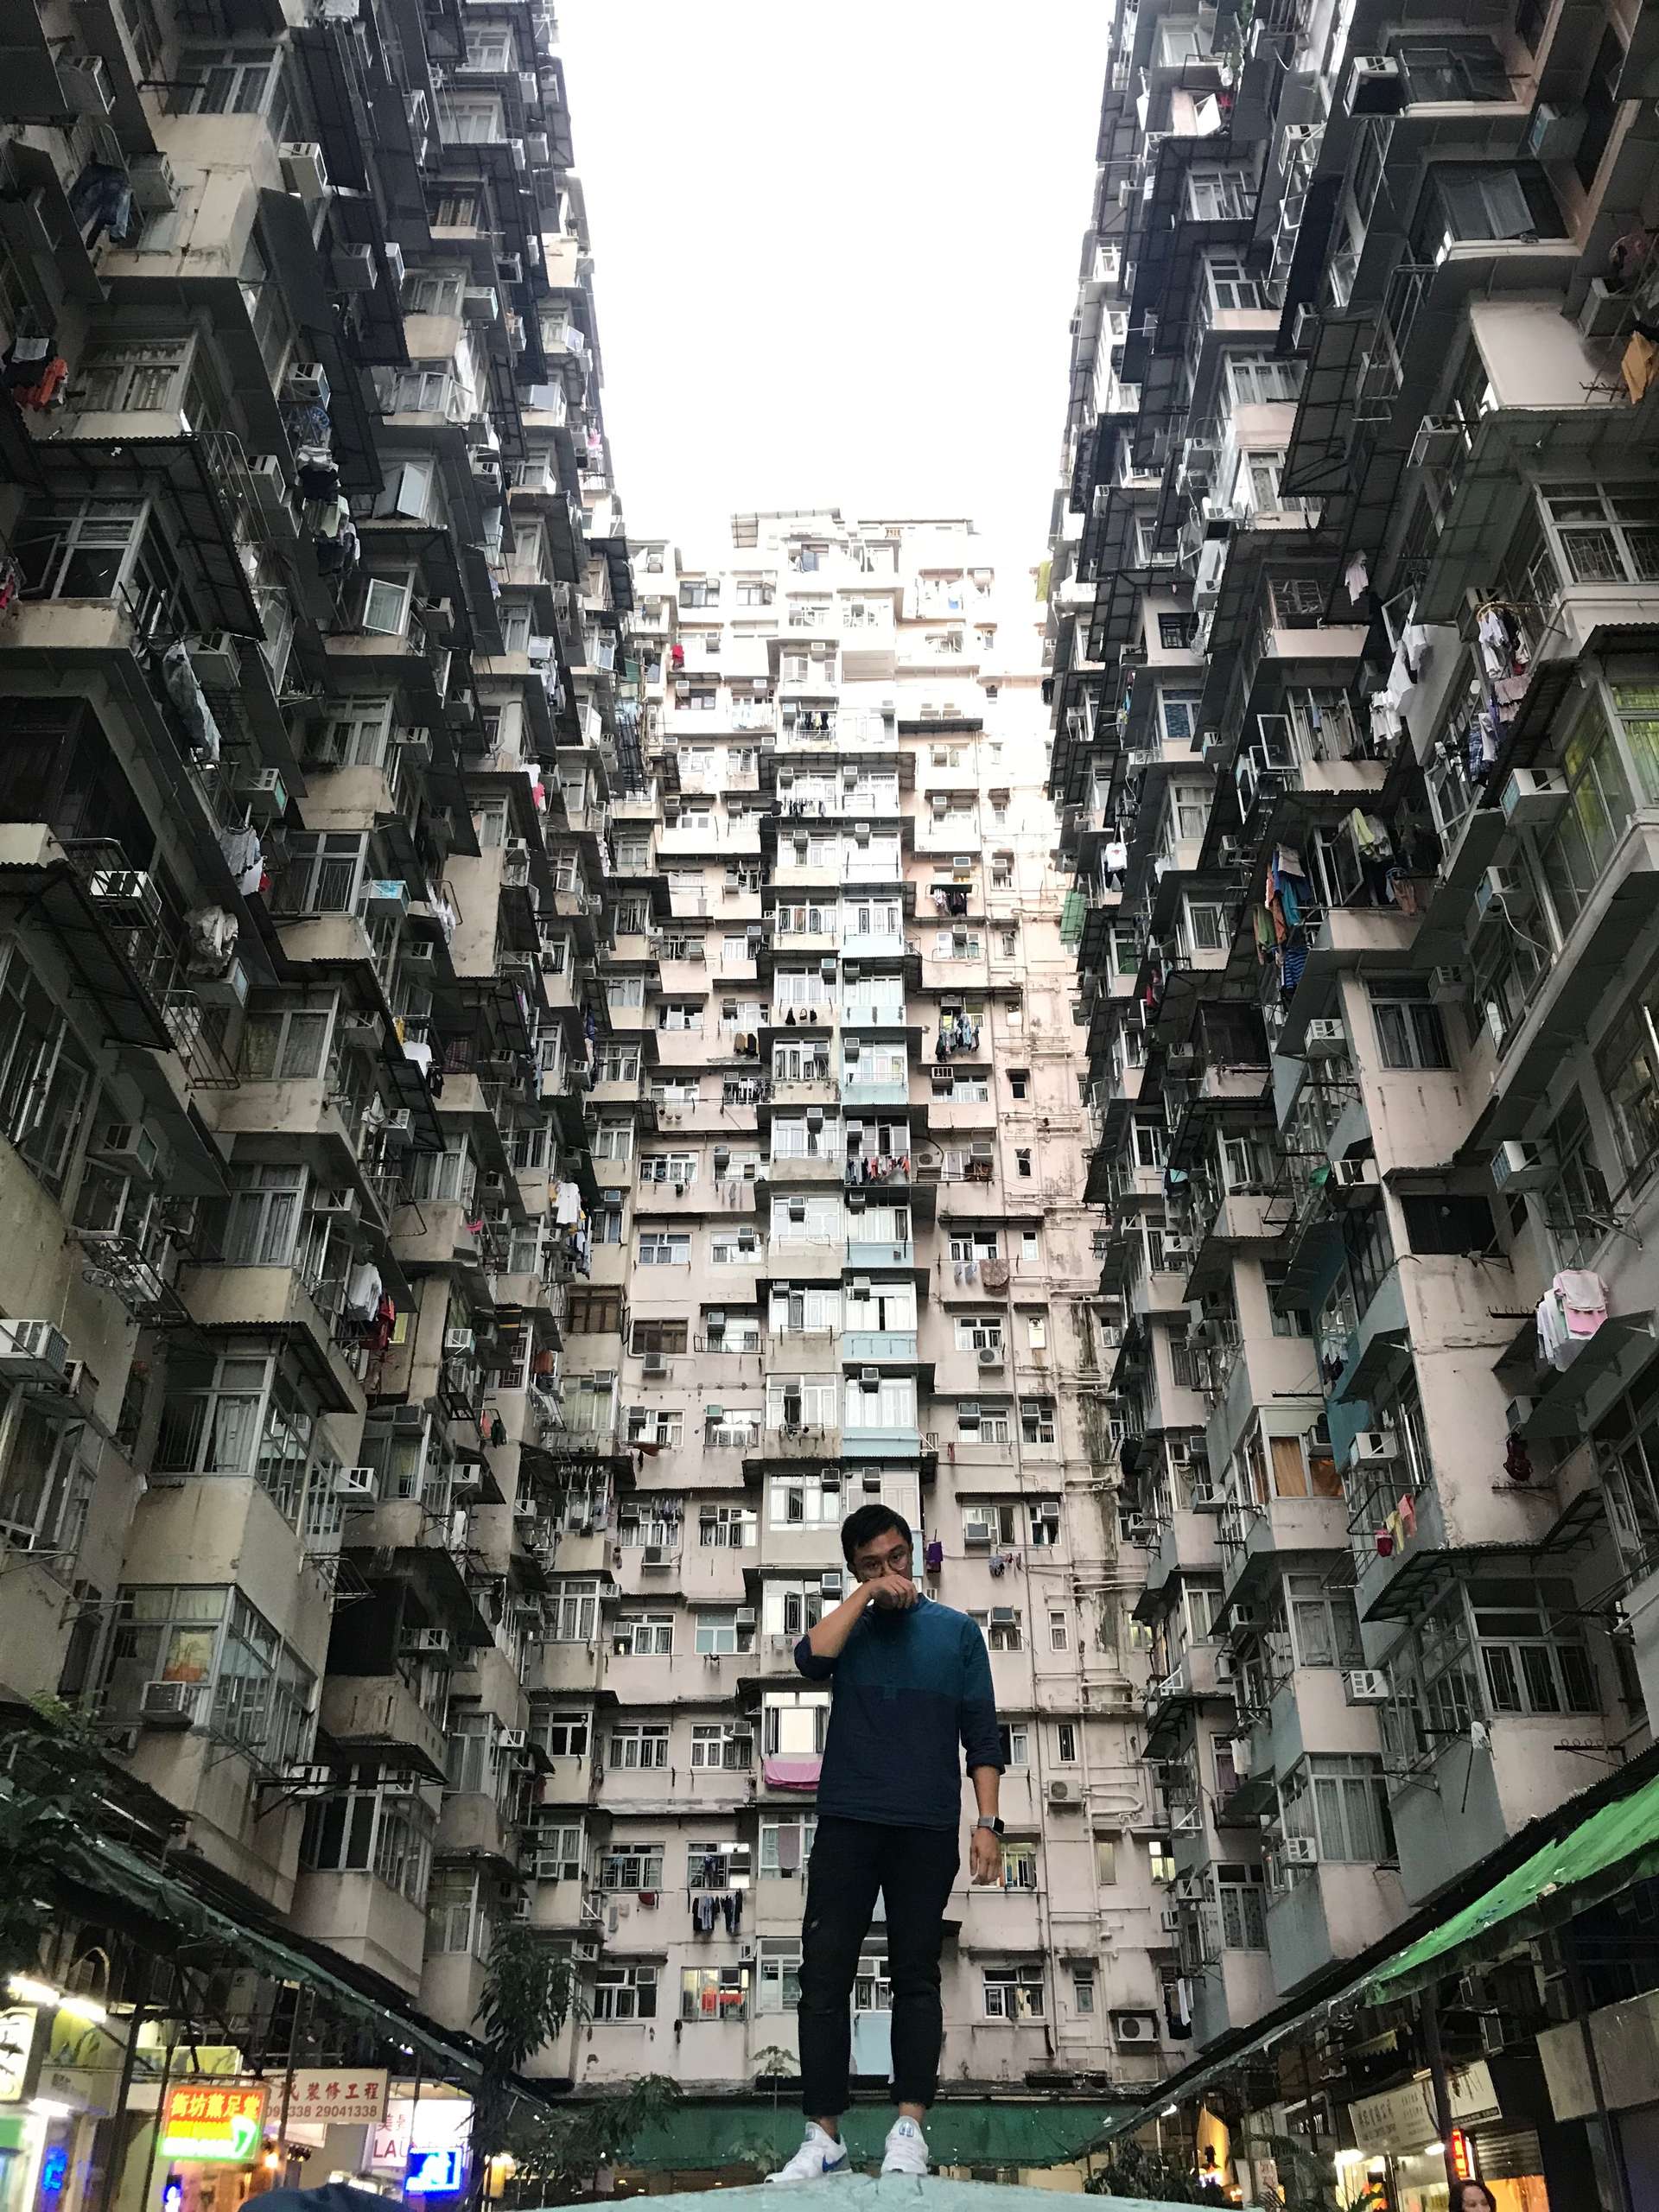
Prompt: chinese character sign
<box><xmin>285</xmin><ymin>2069</ymin><xmax>390</xmax><ymax>2127</ymax></box>
<box><xmin>158</xmin><ymin>2082</ymin><xmax>269</xmax><ymax>2164</ymax></box>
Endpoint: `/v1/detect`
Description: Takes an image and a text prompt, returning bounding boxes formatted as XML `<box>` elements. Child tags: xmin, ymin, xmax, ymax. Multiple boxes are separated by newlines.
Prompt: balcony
<box><xmin>319</xmin><ymin>1673</ymin><xmax>448</xmax><ymax>1781</ymax></box>
<box><xmin>842</xmin><ymin>1330</ymin><xmax>918</xmax><ymax>1364</ymax></box>
<box><xmin>846</xmin><ymin>1236</ymin><xmax>913</xmax><ymax>1269</ymax></box>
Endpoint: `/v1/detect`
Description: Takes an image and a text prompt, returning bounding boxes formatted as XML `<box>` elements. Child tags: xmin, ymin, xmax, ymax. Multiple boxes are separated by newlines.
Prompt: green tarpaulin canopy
<box><xmin>1059</xmin><ymin>891</ymin><xmax>1086</xmax><ymax>946</ymax></box>
<box><xmin>1368</xmin><ymin>1766</ymin><xmax>1659</xmax><ymax>1999</ymax></box>
<box><xmin>620</xmin><ymin>2101</ymin><xmax>1134</xmax><ymax>2172</ymax></box>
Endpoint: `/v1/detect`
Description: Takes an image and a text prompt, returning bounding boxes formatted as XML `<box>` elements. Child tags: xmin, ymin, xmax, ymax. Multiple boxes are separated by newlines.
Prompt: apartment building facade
<box><xmin>519</xmin><ymin>510</ymin><xmax>1184</xmax><ymax>2107</ymax></box>
<box><xmin>1048</xmin><ymin>0</ymin><xmax>1659</xmax><ymax>2075</ymax></box>
<box><xmin>0</xmin><ymin>0</ymin><xmax>648</xmax><ymax>2195</ymax></box>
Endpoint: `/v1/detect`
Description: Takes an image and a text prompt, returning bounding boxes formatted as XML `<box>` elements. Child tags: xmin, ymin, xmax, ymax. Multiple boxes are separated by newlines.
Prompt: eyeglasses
<box><xmin>853</xmin><ymin>1543</ymin><xmax>911</xmax><ymax>1580</ymax></box>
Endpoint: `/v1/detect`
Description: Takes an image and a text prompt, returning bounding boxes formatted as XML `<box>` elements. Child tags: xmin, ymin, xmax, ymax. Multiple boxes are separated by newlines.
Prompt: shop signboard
<box><xmin>0</xmin><ymin>2009</ymin><xmax>35</xmax><ymax>2103</ymax></box>
<box><xmin>284</xmin><ymin>2069</ymin><xmax>389</xmax><ymax>2126</ymax></box>
<box><xmin>157</xmin><ymin>2082</ymin><xmax>269</xmax><ymax>2162</ymax></box>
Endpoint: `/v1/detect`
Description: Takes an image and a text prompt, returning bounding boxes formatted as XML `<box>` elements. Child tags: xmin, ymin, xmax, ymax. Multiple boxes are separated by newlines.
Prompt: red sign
<box><xmin>1450</xmin><ymin>2130</ymin><xmax>1474</xmax><ymax>2181</ymax></box>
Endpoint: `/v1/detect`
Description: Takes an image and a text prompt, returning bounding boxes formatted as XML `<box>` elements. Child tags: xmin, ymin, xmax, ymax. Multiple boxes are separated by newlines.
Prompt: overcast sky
<box><xmin>556</xmin><ymin>1</ymin><xmax>1111</xmax><ymax>575</ymax></box>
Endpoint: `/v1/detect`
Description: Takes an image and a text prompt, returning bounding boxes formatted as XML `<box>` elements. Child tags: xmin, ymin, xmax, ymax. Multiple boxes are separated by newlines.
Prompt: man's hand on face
<box><xmin>969</xmin><ymin>1827</ymin><xmax>1003</xmax><ymax>1885</ymax></box>
<box><xmin>866</xmin><ymin>1570</ymin><xmax>918</xmax><ymax>1611</ymax></box>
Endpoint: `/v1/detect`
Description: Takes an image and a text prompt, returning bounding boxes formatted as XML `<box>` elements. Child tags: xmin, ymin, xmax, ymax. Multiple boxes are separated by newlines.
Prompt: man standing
<box><xmin>766</xmin><ymin>1503</ymin><xmax>1005</xmax><ymax>2183</ymax></box>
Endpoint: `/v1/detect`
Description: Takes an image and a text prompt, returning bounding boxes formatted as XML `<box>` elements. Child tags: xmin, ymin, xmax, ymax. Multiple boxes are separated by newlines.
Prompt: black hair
<box><xmin>840</xmin><ymin>1502</ymin><xmax>912</xmax><ymax>1567</ymax></box>
<box><xmin>1457</xmin><ymin>2189</ymin><xmax>1497</xmax><ymax>2212</ymax></box>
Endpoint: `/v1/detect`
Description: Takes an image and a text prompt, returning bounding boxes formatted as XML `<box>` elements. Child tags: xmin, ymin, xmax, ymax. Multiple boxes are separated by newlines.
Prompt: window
<box><xmin>1370</xmin><ymin>980</ymin><xmax>1450</xmax><ymax>1071</ymax></box>
<box><xmin>637</xmin><ymin>1232</ymin><xmax>690</xmax><ymax>1266</ymax></box>
<box><xmin>631</xmin><ymin>1319</ymin><xmax>689</xmax><ymax>1356</ymax></box>
<box><xmin>1054</xmin><ymin>1722</ymin><xmax>1078</xmax><ymax>1764</ymax></box>
<box><xmin>758</xmin><ymin>1939</ymin><xmax>803</xmax><ymax>2012</ymax></box>
<box><xmin>1094</xmin><ymin>1836</ymin><xmax>1118</xmax><ymax>1885</ymax></box>
<box><xmin>1597</xmin><ymin>975</ymin><xmax>1659</xmax><ymax>1200</ymax></box>
<box><xmin>77</xmin><ymin>337</ymin><xmax>192</xmax><ymax>413</ymax></box>
<box><xmin>1159</xmin><ymin>613</ymin><xmax>1198</xmax><ymax>651</ymax></box>
<box><xmin>613</xmin><ymin>1614</ymin><xmax>673</xmax><ymax>1657</ymax></box>
<box><xmin>151</xmin><ymin>1346</ymin><xmax>318</xmax><ymax>1525</ymax></box>
<box><xmin>1226</xmin><ymin>352</ymin><xmax>1303</xmax><ymax>407</ymax></box>
<box><xmin>999</xmin><ymin>1724</ymin><xmax>1030</xmax><ymax>1768</ymax></box>
<box><xmin>178</xmin><ymin>42</ymin><xmax>289</xmax><ymax>122</ymax></box>
<box><xmin>0</xmin><ymin>939</ymin><xmax>99</xmax><ymax>1196</ymax></box>
<box><xmin>598</xmin><ymin>1843</ymin><xmax>664</xmax><ymax>1890</ymax></box>
<box><xmin>1001</xmin><ymin>1840</ymin><xmax>1039</xmax><ymax>1891</ymax></box>
<box><xmin>1028</xmin><ymin>1497</ymin><xmax>1061</xmax><ymax>1547</ymax></box>
<box><xmin>1281</xmin><ymin>1753</ymin><xmax>1395</xmax><ymax>1866</ymax></box>
<box><xmin>1538</xmin><ymin>693</ymin><xmax>1637</xmax><ymax>924</ymax></box>
<box><xmin>1218</xmin><ymin>1866</ymin><xmax>1268</xmax><ymax>1950</ymax></box>
<box><xmin>695</xmin><ymin>1608</ymin><xmax>754</xmax><ymax>1656</ymax></box>
<box><xmin>609</xmin><ymin>1725</ymin><xmax>670</xmax><ymax>1770</ymax></box>
<box><xmin>764</xmin><ymin>1689</ymin><xmax>830</xmax><ymax>1755</ymax></box>
<box><xmin>700</xmin><ymin>1504</ymin><xmax>757</xmax><ymax>1548</ymax></box>
<box><xmin>957</xmin><ymin>1403</ymin><xmax>1012</xmax><ymax>1446</ymax></box>
<box><xmin>1020</xmin><ymin>1400</ymin><xmax>1057</xmax><ymax>1446</ymax></box>
<box><xmin>982</xmin><ymin>1964</ymin><xmax>1045</xmax><ymax>2020</ymax></box>
<box><xmin>592</xmin><ymin>1966</ymin><xmax>658</xmax><ymax>2022</ymax></box>
<box><xmin>0</xmin><ymin>1395</ymin><xmax>92</xmax><ymax>1560</ymax></box>
<box><xmin>1419</xmin><ymin>162</ymin><xmax>1563</xmax><ymax>251</ymax></box>
<box><xmin>302</xmin><ymin>1763</ymin><xmax>433</xmax><ymax>1902</ymax></box>
<box><xmin>1049</xmin><ymin>1608</ymin><xmax>1071</xmax><ymax>1654</ymax></box>
<box><xmin>1072</xmin><ymin>1969</ymin><xmax>1096</xmax><ymax>2014</ymax></box>
<box><xmin>691</xmin><ymin>1722</ymin><xmax>754</xmax><ymax>1770</ymax></box>
<box><xmin>567</xmin><ymin>1290</ymin><xmax>624</xmax><ymax>1335</ymax></box>
<box><xmin>760</xmin><ymin>1815</ymin><xmax>817</xmax><ymax>1876</ymax></box>
<box><xmin>105</xmin><ymin>1585</ymin><xmax>314</xmax><ymax>1767</ymax></box>
<box><xmin>681</xmin><ymin>1966</ymin><xmax>748</xmax><ymax>2021</ymax></box>
<box><xmin>547</xmin><ymin>1580</ymin><xmax>601</xmax><ymax>1643</ymax></box>
<box><xmin>975</xmin><ymin>1610</ymin><xmax>1024</xmax><ymax>1653</ymax></box>
<box><xmin>537</xmin><ymin>1713</ymin><xmax>589</xmax><ymax>1761</ymax></box>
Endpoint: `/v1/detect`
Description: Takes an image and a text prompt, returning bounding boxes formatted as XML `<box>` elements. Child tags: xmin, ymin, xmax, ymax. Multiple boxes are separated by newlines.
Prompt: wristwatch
<box><xmin>976</xmin><ymin>1816</ymin><xmax>1006</xmax><ymax>1837</ymax></box>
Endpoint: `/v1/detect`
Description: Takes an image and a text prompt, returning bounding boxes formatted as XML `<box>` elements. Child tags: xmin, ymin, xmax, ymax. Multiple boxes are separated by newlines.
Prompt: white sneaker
<box><xmin>880</xmin><ymin>2119</ymin><xmax>930</xmax><ymax>2177</ymax></box>
<box><xmin>766</xmin><ymin>2123</ymin><xmax>850</xmax><ymax>2184</ymax></box>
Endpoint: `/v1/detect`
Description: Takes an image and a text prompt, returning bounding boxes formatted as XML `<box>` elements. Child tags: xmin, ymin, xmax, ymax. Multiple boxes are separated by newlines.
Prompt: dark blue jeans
<box><xmin>796</xmin><ymin>1815</ymin><xmax>959</xmax><ymax>2115</ymax></box>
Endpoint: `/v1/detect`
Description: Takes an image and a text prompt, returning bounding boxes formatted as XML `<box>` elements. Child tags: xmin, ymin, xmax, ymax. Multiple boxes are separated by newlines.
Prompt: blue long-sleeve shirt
<box><xmin>794</xmin><ymin>1596</ymin><xmax>1005</xmax><ymax>1831</ymax></box>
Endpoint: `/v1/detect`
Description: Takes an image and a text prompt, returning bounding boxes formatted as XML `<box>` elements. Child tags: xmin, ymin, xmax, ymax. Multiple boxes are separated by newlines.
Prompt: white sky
<box><xmin>556</xmin><ymin>0</ymin><xmax>1112</xmax><ymax>575</ymax></box>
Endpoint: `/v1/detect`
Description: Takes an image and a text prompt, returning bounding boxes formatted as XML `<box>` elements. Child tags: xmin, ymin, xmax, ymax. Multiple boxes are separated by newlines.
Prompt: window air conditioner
<box><xmin>642</xmin><ymin>1351</ymin><xmax>668</xmax><ymax>1377</ymax></box>
<box><xmin>1345</xmin><ymin>1669</ymin><xmax>1389</xmax><ymax>1702</ymax></box>
<box><xmin>283</xmin><ymin>361</ymin><xmax>331</xmax><ymax>409</ymax></box>
<box><xmin>1491</xmin><ymin>1139</ymin><xmax>1556</xmax><ymax>1195</ymax></box>
<box><xmin>1303</xmin><ymin>1019</ymin><xmax>1347</xmax><ymax>1058</ymax></box>
<box><xmin>140</xmin><ymin>1679</ymin><xmax>202</xmax><ymax>1727</ymax></box>
<box><xmin>1344</xmin><ymin>53</ymin><xmax>1403</xmax><ymax>116</ymax></box>
<box><xmin>92</xmin><ymin>1121</ymin><xmax>162</xmax><ymax>1183</ymax></box>
<box><xmin>334</xmin><ymin>1466</ymin><xmax>377</xmax><ymax>1500</ymax></box>
<box><xmin>1281</xmin><ymin>1834</ymin><xmax>1319</xmax><ymax>1864</ymax></box>
<box><xmin>1333</xmin><ymin>1157</ymin><xmax>1378</xmax><ymax>1189</ymax></box>
<box><xmin>1345</xmin><ymin>1428</ymin><xmax>1399</xmax><ymax>1470</ymax></box>
<box><xmin>1428</xmin><ymin>965</ymin><xmax>1465</xmax><ymax>1005</ymax></box>
<box><xmin>280</xmin><ymin>142</ymin><xmax>330</xmax><ymax>202</ymax></box>
<box><xmin>1408</xmin><ymin>416</ymin><xmax>1463</xmax><ymax>470</ymax></box>
<box><xmin>1501</xmin><ymin>768</ymin><xmax>1568</xmax><ymax>830</ymax></box>
<box><xmin>57</xmin><ymin>52</ymin><xmax>113</xmax><ymax>113</ymax></box>
<box><xmin>0</xmin><ymin>1321</ymin><xmax>68</xmax><ymax>1382</ymax></box>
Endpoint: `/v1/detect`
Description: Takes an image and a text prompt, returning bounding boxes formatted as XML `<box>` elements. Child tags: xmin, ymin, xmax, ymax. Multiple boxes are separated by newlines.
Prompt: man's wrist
<box><xmin>976</xmin><ymin>1815</ymin><xmax>1005</xmax><ymax>1836</ymax></box>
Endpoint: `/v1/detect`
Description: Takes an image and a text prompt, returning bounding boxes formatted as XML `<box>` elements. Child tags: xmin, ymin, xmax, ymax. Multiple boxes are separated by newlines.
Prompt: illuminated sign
<box><xmin>158</xmin><ymin>2082</ymin><xmax>269</xmax><ymax>2163</ymax></box>
<box><xmin>1450</xmin><ymin>2131</ymin><xmax>1474</xmax><ymax>2181</ymax></box>
<box><xmin>406</xmin><ymin>2147</ymin><xmax>466</xmax><ymax>2195</ymax></box>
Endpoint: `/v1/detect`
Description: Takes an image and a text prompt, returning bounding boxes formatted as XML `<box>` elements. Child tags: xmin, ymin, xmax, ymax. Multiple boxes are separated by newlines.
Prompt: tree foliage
<box><xmin>0</xmin><ymin>1703</ymin><xmax>105</xmax><ymax>1991</ymax></box>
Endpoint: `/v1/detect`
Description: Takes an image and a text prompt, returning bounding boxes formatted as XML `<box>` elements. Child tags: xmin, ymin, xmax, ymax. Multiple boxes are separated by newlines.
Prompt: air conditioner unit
<box><xmin>1501</xmin><ymin>767</ymin><xmax>1569</xmax><ymax>830</ymax></box>
<box><xmin>445</xmin><ymin>1326</ymin><xmax>476</xmax><ymax>1355</ymax></box>
<box><xmin>0</xmin><ymin>1321</ymin><xmax>68</xmax><ymax>1382</ymax></box>
<box><xmin>1190</xmin><ymin>1482</ymin><xmax>1222</xmax><ymax>1511</ymax></box>
<box><xmin>1345</xmin><ymin>1428</ymin><xmax>1399</xmax><ymax>1470</ymax></box>
<box><xmin>92</xmin><ymin>1121</ymin><xmax>162</xmax><ymax>1183</ymax></box>
<box><xmin>1529</xmin><ymin>100</ymin><xmax>1588</xmax><ymax>160</ymax></box>
<box><xmin>334</xmin><ymin>1466</ymin><xmax>377</xmax><ymax>1500</ymax></box>
<box><xmin>237</xmin><ymin>765</ymin><xmax>289</xmax><ymax>820</ymax></box>
<box><xmin>859</xmin><ymin>1367</ymin><xmax>880</xmax><ymax>1389</ymax></box>
<box><xmin>642</xmin><ymin>1351</ymin><xmax>669</xmax><ymax>1378</ymax></box>
<box><xmin>734</xmin><ymin>1607</ymin><xmax>757</xmax><ymax>1626</ymax></box>
<box><xmin>1292</xmin><ymin>301</ymin><xmax>1319</xmax><ymax>352</ymax></box>
<box><xmin>642</xmin><ymin>1544</ymin><xmax>674</xmax><ymax>1567</ymax></box>
<box><xmin>506</xmin><ymin>1896</ymin><xmax>531</xmax><ymax>1923</ymax></box>
<box><xmin>1474</xmin><ymin>867</ymin><xmax>1515</xmax><ymax>923</ymax></box>
<box><xmin>1428</xmin><ymin>965</ymin><xmax>1465</xmax><ymax>1006</ymax></box>
<box><xmin>1160</xmin><ymin>1236</ymin><xmax>1190</xmax><ymax>1264</ymax></box>
<box><xmin>1579</xmin><ymin>276</ymin><xmax>1630</xmax><ymax>340</ymax></box>
<box><xmin>280</xmin><ymin>142</ymin><xmax>330</xmax><ymax>202</ymax></box>
<box><xmin>499</xmin><ymin>1728</ymin><xmax>529</xmax><ymax>1753</ymax></box>
<box><xmin>1491</xmin><ymin>1138</ymin><xmax>1556</xmax><ymax>1194</ymax></box>
<box><xmin>964</xmin><ymin>1523</ymin><xmax>993</xmax><ymax>1546</ymax></box>
<box><xmin>1345</xmin><ymin>1669</ymin><xmax>1389</xmax><ymax>1702</ymax></box>
<box><xmin>1409</xmin><ymin>416</ymin><xmax>1463</xmax><ymax>470</ymax></box>
<box><xmin>140</xmin><ymin>1679</ymin><xmax>202</xmax><ymax>1727</ymax></box>
<box><xmin>1111</xmin><ymin>2010</ymin><xmax>1159</xmax><ymax>2045</ymax></box>
<box><xmin>1333</xmin><ymin>1157</ymin><xmax>1378</xmax><ymax>1190</ymax></box>
<box><xmin>819</xmin><ymin>1572</ymin><xmax>844</xmax><ymax>1597</ymax></box>
<box><xmin>574</xmin><ymin>1936</ymin><xmax>601</xmax><ymax>1961</ymax></box>
<box><xmin>283</xmin><ymin>360</ymin><xmax>331</xmax><ymax>409</ymax></box>
<box><xmin>1344</xmin><ymin>53</ymin><xmax>1403</xmax><ymax>115</ymax></box>
<box><xmin>58</xmin><ymin>51</ymin><xmax>113</xmax><ymax>112</ymax></box>
<box><xmin>384</xmin><ymin>1109</ymin><xmax>413</xmax><ymax>1147</ymax></box>
<box><xmin>1281</xmin><ymin>1834</ymin><xmax>1319</xmax><ymax>1865</ymax></box>
<box><xmin>977</xmin><ymin>1345</ymin><xmax>1004</xmax><ymax>1370</ymax></box>
<box><xmin>1303</xmin><ymin>1019</ymin><xmax>1347</xmax><ymax>1058</ymax></box>
<box><xmin>130</xmin><ymin>151</ymin><xmax>181</xmax><ymax>213</ymax></box>
<box><xmin>89</xmin><ymin>868</ymin><xmax>163</xmax><ymax>931</ymax></box>
<box><xmin>463</xmin><ymin>285</ymin><xmax>500</xmax><ymax>321</ymax></box>
<box><xmin>990</xmin><ymin>1605</ymin><xmax>1017</xmax><ymax>1625</ymax></box>
<box><xmin>308</xmin><ymin>1185</ymin><xmax>359</xmax><ymax>1218</ymax></box>
<box><xmin>1048</xmin><ymin>1778</ymin><xmax>1075</xmax><ymax>1803</ymax></box>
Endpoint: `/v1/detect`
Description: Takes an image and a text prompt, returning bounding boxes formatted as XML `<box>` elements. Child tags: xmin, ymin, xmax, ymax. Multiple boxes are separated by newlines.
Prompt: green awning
<box><xmin>40</xmin><ymin>1812</ymin><xmax>487</xmax><ymax>2086</ymax></box>
<box><xmin>1060</xmin><ymin>891</ymin><xmax>1086</xmax><ymax>946</ymax></box>
<box><xmin>1368</xmin><ymin>1767</ymin><xmax>1659</xmax><ymax>2000</ymax></box>
<box><xmin>620</xmin><ymin>2100</ymin><xmax>1135</xmax><ymax>2172</ymax></box>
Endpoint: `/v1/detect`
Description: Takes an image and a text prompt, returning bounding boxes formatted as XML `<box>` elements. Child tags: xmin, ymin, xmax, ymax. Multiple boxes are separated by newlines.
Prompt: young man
<box><xmin>766</xmin><ymin>1503</ymin><xmax>1005</xmax><ymax>2184</ymax></box>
